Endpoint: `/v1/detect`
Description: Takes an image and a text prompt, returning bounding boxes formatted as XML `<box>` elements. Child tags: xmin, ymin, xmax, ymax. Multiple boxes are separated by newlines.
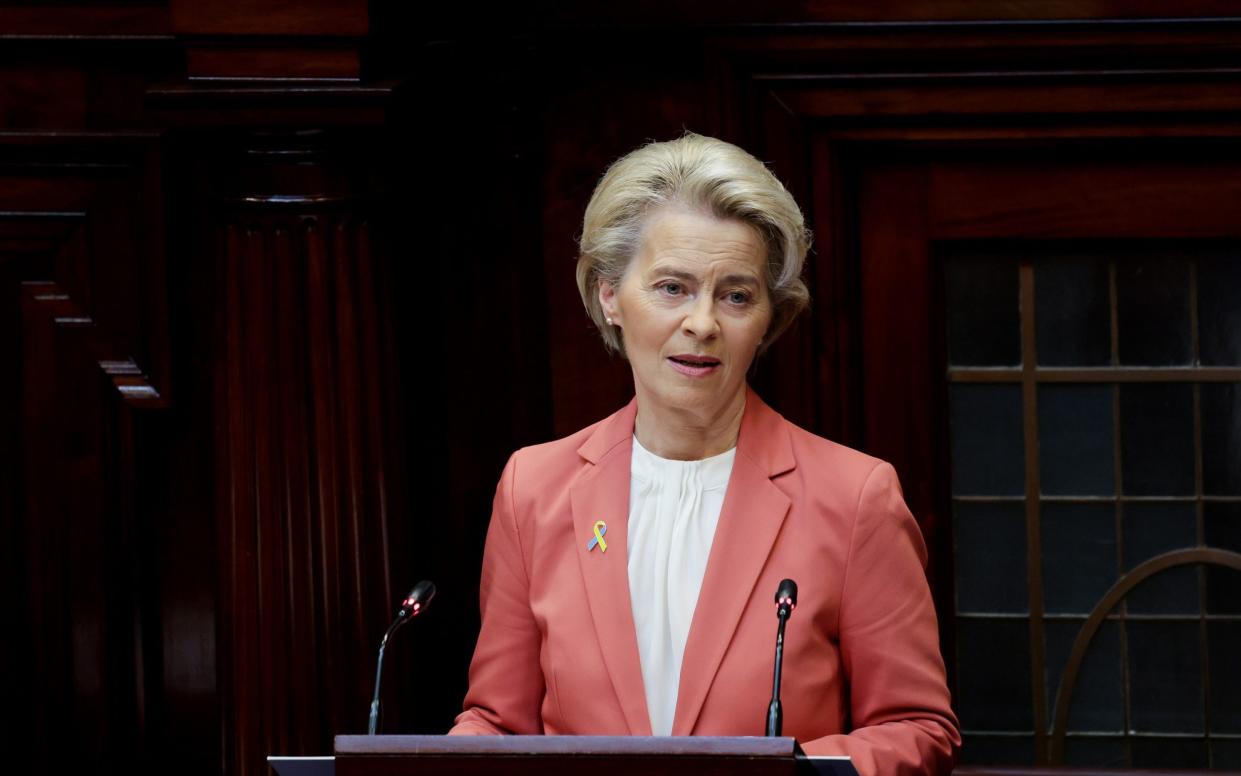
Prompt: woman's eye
<box><xmin>727</xmin><ymin>291</ymin><xmax>751</xmax><ymax>305</ymax></box>
<box><xmin>659</xmin><ymin>282</ymin><xmax>683</xmax><ymax>296</ymax></box>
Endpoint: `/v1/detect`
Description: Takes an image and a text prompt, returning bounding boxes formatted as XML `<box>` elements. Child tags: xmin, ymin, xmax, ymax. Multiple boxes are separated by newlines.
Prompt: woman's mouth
<box><xmin>668</xmin><ymin>355</ymin><xmax>721</xmax><ymax>377</ymax></box>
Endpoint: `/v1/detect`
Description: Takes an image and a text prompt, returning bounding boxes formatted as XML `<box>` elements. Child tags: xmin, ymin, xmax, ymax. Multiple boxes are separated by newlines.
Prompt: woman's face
<box><xmin>598</xmin><ymin>206</ymin><xmax>773</xmax><ymax>421</ymax></box>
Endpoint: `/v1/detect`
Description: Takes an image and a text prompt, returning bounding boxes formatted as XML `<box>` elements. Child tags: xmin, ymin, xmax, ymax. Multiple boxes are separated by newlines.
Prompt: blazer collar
<box><xmin>576</xmin><ymin>385</ymin><xmax>795</xmax><ymax>476</ymax></box>
<box><xmin>570</xmin><ymin>385</ymin><xmax>796</xmax><ymax>735</ymax></box>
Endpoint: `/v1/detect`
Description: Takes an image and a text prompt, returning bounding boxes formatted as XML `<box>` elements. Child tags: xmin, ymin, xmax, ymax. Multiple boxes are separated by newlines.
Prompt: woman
<box><xmin>449</xmin><ymin>132</ymin><xmax>961</xmax><ymax>775</ymax></box>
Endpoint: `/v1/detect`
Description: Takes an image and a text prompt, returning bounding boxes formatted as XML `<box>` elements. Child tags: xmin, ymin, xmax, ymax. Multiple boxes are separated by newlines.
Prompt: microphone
<box><xmin>368</xmin><ymin>581</ymin><xmax>436</xmax><ymax>735</ymax></box>
<box><xmin>766</xmin><ymin>578</ymin><xmax>798</xmax><ymax>737</ymax></box>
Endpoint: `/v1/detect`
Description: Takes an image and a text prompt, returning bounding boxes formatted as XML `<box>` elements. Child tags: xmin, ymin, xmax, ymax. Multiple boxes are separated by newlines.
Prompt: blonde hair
<box><xmin>575</xmin><ymin>131</ymin><xmax>812</xmax><ymax>359</ymax></box>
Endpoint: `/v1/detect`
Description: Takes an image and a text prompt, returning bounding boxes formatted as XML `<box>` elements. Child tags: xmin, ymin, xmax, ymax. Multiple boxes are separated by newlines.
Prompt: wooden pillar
<box><xmin>204</xmin><ymin>130</ymin><xmax>407</xmax><ymax>776</ymax></box>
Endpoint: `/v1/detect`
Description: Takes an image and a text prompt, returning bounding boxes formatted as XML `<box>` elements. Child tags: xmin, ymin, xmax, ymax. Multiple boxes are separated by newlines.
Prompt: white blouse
<box><xmin>626</xmin><ymin>433</ymin><xmax>737</xmax><ymax>736</ymax></box>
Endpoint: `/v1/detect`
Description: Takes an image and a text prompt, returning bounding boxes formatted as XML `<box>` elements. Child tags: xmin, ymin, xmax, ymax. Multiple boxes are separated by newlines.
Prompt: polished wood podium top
<box><xmin>333</xmin><ymin>735</ymin><xmax>820</xmax><ymax>776</ymax></box>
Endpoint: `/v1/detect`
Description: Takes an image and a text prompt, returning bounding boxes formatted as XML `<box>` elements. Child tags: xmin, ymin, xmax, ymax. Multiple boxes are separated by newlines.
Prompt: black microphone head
<box><xmin>775</xmin><ymin>578</ymin><xmax>798</xmax><ymax>611</ymax></box>
<box><xmin>401</xmin><ymin>580</ymin><xmax>436</xmax><ymax>618</ymax></box>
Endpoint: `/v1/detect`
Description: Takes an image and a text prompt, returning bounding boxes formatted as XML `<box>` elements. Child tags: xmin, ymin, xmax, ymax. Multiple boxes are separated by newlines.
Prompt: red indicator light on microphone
<box><xmin>398</xmin><ymin>580</ymin><xmax>435</xmax><ymax>620</ymax></box>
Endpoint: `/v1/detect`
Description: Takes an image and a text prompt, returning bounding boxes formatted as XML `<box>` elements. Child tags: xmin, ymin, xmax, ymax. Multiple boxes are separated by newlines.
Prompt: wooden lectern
<box><xmin>321</xmin><ymin>735</ymin><xmax>856</xmax><ymax>776</ymax></box>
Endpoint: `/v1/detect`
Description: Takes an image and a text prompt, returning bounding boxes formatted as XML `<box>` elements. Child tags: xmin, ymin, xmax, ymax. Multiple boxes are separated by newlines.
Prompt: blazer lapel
<box><xmin>672</xmin><ymin>385</ymin><xmax>796</xmax><ymax>735</ymax></box>
<box><xmin>569</xmin><ymin>396</ymin><xmax>652</xmax><ymax>736</ymax></box>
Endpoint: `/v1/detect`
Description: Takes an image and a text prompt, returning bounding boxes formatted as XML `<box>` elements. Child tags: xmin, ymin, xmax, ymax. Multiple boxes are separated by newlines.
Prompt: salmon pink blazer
<box><xmin>450</xmin><ymin>385</ymin><xmax>961</xmax><ymax>775</ymax></box>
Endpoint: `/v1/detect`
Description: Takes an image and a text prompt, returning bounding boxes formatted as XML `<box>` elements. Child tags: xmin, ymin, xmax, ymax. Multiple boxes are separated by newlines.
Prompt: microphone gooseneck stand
<box><xmin>368</xmin><ymin>580</ymin><xmax>436</xmax><ymax>735</ymax></box>
<box><xmin>766</xmin><ymin>578</ymin><xmax>798</xmax><ymax>737</ymax></box>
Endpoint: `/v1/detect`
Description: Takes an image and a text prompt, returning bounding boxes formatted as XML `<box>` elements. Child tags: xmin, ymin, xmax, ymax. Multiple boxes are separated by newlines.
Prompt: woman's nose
<box><xmin>681</xmin><ymin>295</ymin><xmax>720</xmax><ymax>338</ymax></box>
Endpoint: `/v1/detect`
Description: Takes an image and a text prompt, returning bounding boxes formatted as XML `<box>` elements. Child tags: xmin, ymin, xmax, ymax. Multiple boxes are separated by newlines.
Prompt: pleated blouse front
<box><xmin>626</xmin><ymin>433</ymin><xmax>737</xmax><ymax>736</ymax></box>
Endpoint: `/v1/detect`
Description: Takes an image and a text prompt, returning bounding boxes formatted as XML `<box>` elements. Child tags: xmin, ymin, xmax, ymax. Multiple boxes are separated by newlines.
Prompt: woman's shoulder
<box><xmin>762</xmin><ymin>405</ymin><xmax>883</xmax><ymax>472</ymax></box>
<box><xmin>512</xmin><ymin>415</ymin><xmax>608</xmax><ymax>464</ymax></box>
<box><xmin>503</xmin><ymin>404</ymin><xmax>626</xmax><ymax>484</ymax></box>
<box><xmin>742</xmin><ymin>386</ymin><xmax>886</xmax><ymax>483</ymax></box>
<box><xmin>760</xmin><ymin>416</ymin><xmax>915</xmax><ymax>538</ymax></box>
<box><xmin>770</xmin><ymin>412</ymin><xmax>900</xmax><ymax>499</ymax></box>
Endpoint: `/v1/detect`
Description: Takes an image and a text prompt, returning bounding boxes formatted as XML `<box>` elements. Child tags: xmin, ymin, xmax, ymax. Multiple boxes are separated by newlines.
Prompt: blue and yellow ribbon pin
<box><xmin>586</xmin><ymin>520</ymin><xmax>608</xmax><ymax>553</ymax></box>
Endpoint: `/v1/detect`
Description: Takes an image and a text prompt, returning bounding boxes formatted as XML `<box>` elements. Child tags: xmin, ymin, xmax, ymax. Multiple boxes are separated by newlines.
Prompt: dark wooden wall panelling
<box><xmin>7</xmin><ymin>3</ymin><xmax>1241</xmax><ymax>774</ymax></box>
<box><xmin>1</xmin><ymin>4</ymin><xmax>404</xmax><ymax>775</ymax></box>
<box><xmin>1</xmin><ymin>133</ymin><xmax>170</xmax><ymax>768</ymax></box>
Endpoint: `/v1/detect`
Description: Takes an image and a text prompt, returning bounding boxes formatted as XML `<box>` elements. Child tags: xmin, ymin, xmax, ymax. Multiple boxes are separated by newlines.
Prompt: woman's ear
<box><xmin>598</xmin><ymin>280</ymin><xmax>619</xmax><ymax>325</ymax></box>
